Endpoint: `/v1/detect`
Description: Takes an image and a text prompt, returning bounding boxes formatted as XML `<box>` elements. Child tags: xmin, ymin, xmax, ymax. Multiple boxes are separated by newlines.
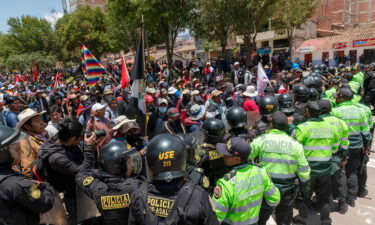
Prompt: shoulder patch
<box><xmin>213</xmin><ymin>185</ymin><xmax>222</xmax><ymax>198</ymax></box>
<box><xmin>30</xmin><ymin>183</ymin><xmax>41</xmax><ymax>199</ymax></box>
<box><xmin>202</xmin><ymin>176</ymin><xmax>210</xmax><ymax>189</ymax></box>
<box><xmin>224</xmin><ymin>170</ymin><xmax>237</xmax><ymax>181</ymax></box>
<box><xmin>83</xmin><ymin>176</ymin><xmax>94</xmax><ymax>186</ymax></box>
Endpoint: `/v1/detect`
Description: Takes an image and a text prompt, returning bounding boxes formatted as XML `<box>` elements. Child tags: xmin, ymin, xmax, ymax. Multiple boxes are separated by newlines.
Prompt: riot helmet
<box><xmin>319</xmin><ymin>64</ymin><xmax>327</xmax><ymax>72</ymax></box>
<box><xmin>328</xmin><ymin>67</ymin><xmax>336</xmax><ymax>75</ymax></box>
<box><xmin>0</xmin><ymin>126</ymin><xmax>21</xmax><ymax>168</ymax></box>
<box><xmin>99</xmin><ymin>141</ymin><xmax>142</xmax><ymax>176</ymax></box>
<box><xmin>278</xmin><ymin>93</ymin><xmax>295</xmax><ymax>114</ymax></box>
<box><xmin>147</xmin><ymin>134</ymin><xmax>186</xmax><ymax>181</ymax></box>
<box><xmin>293</xmin><ymin>85</ymin><xmax>310</xmax><ymax>103</ymax></box>
<box><xmin>226</xmin><ymin>106</ymin><xmax>247</xmax><ymax>129</ymax></box>
<box><xmin>176</xmin><ymin>134</ymin><xmax>201</xmax><ymax>164</ymax></box>
<box><xmin>309</xmin><ymin>88</ymin><xmax>320</xmax><ymax>101</ymax></box>
<box><xmin>201</xmin><ymin>118</ymin><xmax>225</xmax><ymax>144</ymax></box>
<box><xmin>312</xmin><ymin>65</ymin><xmax>321</xmax><ymax>71</ymax></box>
<box><xmin>343</xmin><ymin>72</ymin><xmax>353</xmax><ymax>81</ymax></box>
<box><xmin>258</xmin><ymin>96</ymin><xmax>278</xmax><ymax>116</ymax></box>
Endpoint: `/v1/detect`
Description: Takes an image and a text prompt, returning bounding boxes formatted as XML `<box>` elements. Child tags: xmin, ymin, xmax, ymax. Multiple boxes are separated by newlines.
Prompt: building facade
<box><xmin>61</xmin><ymin>0</ymin><xmax>105</xmax><ymax>13</ymax></box>
<box><xmin>315</xmin><ymin>0</ymin><xmax>375</xmax><ymax>33</ymax></box>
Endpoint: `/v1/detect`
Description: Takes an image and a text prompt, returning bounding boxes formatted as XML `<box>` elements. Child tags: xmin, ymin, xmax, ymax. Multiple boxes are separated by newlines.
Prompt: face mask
<box><xmin>159</xmin><ymin>107</ymin><xmax>167</xmax><ymax>113</ymax></box>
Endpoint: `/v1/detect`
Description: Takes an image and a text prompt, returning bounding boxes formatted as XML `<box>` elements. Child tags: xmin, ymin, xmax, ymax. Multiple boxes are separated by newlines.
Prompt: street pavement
<box><xmin>267</xmin><ymin>123</ymin><xmax>375</xmax><ymax>225</ymax></box>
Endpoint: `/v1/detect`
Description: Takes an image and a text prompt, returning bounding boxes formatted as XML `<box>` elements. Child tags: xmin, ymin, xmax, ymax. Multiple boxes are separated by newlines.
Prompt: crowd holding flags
<box><xmin>80</xmin><ymin>43</ymin><xmax>105</xmax><ymax>87</ymax></box>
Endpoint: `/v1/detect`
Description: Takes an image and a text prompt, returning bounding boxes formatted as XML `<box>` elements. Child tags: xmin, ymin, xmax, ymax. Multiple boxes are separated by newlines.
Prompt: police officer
<box><xmin>293</xmin><ymin>85</ymin><xmax>309</xmax><ymax>122</ymax></box>
<box><xmin>128</xmin><ymin>134</ymin><xmax>220</xmax><ymax>225</ymax></box>
<box><xmin>225</xmin><ymin>106</ymin><xmax>251</xmax><ymax>141</ymax></box>
<box><xmin>318</xmin><ymin>99</ymin><xmax>350</xmax><ymax>214</ymax></box>
<box><xmin>278</xmin><ymin>93</ymin><xmax>296</xmax><ymax>132</ymax></box>
<box><xmin>176</xmin><ymin>134</ymin><xmax>210</xmax><ymax>190</ymax></box>
<box><xmin>249</xmin><ymin>95</ymin><xmax>278</xmax><ymax>140</ymax></box>
<box><xmin>199</xmin><ymin>118</ymin><xmax>229</xmax><ymax>193</ymax></box>
<box><xmin>294</xmin><ymin>101</ymin><xmax>341</xmax><ymax>225</ymax></box>
<box><xmin>250</xmin><ymin>111</ymin><xmax>310</xmax><ymax>225</ymax></box>
<box><xmin>75</xmin><ymin>141</ymin><xmax>143</xmax><ymax>225</ymax></box>
<box><xmin>309</xmin><ymin>88</ymin><xmax>320</xmax><ymax>101</ymax></box>
<box><xmin>364</xmin><ymin>70</ymin><xmax>375</xmax><ymax>113</ymax></box>
<box><xmin>343</xmin><ymin>72</ymin><xmax>361</xmax><ymax>95</ymax></box>
<box><xmin>324</xmin><ymin>78</ymin><xmax>340</xmax><ymax>105</ymax></box>
<box><xmin>213</xmin><ymin>137</ymin><xmax>280</xmax><ymax>225</ymax></box>
<box><xmin>0</xmin><ymin>125</ymin><xmax>55</xmax><ymax>225</ymax></box>
<box><xmin>331</xmin><ymin>88</ymin><xmax>372</xmax><ymax>207</ymax></box>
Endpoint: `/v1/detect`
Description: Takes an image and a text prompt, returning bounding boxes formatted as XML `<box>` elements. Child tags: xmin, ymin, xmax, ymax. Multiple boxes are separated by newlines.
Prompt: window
<box><xmin>261</xmin><ymin>41</ymin><xmax>269</xmax><ymax>48</ymax></box>
<box><xmin>273</xmin><ymin>39</ymin><xmax>289</xmax><ymax>48</ymax></box>
<box><xmin>191</xmin><ymin>51</ymin><xmax>195</xmax><ymax>57</ymax></box>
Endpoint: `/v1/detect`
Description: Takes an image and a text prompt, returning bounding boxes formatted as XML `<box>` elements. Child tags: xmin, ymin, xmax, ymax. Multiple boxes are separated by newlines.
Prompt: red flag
<box><xmin>121</xmin><ymin>53</ymin><xmax>130</xmax><ymax>89</ymax></box>
<box><xmin>54</xmin><ymin>72</ymin><xmax>63</xmax><ymax>87</ymax></box>
<box><xmin>33</xmin><ymin>64</ymin><xmax>38</xmax><ymax>81</ymax></box>
<box><xmin>15</xmin><ymin>74</ymin><xmax>21</xmax><ymax>83</ymax></box>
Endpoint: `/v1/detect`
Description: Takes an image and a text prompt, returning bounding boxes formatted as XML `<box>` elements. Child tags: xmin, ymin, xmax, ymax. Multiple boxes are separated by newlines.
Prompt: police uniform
<box><xmin>0</xmin><ymin>169</ymin><xmax>55</xmax><ymax>225</ymax></box>
<box><xmin>76</xmin><ymin>169</ymin><xmax>142</xmax><ymax>225</ymax></box>
<box><xmin>250</xmin><ymin>125</ymin><xmax>310</xmax><ymax>225</ymax></box>
<box><xmin>200</xmin><ymin>143</ymin><xmax>230</xmax><ymax>192</ymax></box>
<box><xmin>129</xmin><ymin>179</ymin><xmax>219</xmax><ymax>225</ymax></box>
<box><xmin>213</xmin><ymin>137</ymin><xmax>280</xmax><ymax>225</ymax></box>
<box><xmin>364</xmin><ymin>71</ymin><xmax>375</xmax><ymax>112</ymax></box>
<box><xmin>294</xmin><ymin>104</ymin><xmax>341</xmax><ymax>225</ymax></box>
<box><xmin>332</xmin><ymin>95</ymin><xmax>372</xmax><ymax>205</ymax></box>
<box><xmin>128</xmin><ymin>134</ymin><xmax>220</xmax><ymax>225</ymax></box>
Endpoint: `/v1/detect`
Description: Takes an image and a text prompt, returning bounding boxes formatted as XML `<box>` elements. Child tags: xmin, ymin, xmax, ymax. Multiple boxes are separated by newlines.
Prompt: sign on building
<box><xmin>353</xmin><ymin>38</ymin><xmax>375</xmax><ymax>48</ymax></box>
<box><xmin>333</xmin><ymin>42</ymin><xmax>347</xmax><ymax>49</ymax></box>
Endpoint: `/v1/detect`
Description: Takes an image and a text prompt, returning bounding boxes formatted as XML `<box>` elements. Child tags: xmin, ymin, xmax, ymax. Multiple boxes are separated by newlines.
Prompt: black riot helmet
<box><xmin>338</xmin><ymin>64</ymin><xmax>346</xmax><ymax>70</ymax></box>
<box><xmin>343</xmin><ymin>72</ymin><xmax>353</xmax><ymax>81</ymax></box>
<box><xmin>0</xmin><ymin>125</ymin><xmax>21</xmax><ymax>168</ymax></box>
<box><xmin>328</xmin><ymin>67</ymin><xmax>336</xmax><ymax>75</ymax></box>
<box><xmin>98</xmin><ymin>141</ymin><xmax>141</xmax><ymax>176</ymax></box>
<box><xmin>226</xmin><ymin>106</ymin><xmax>247</xmax><ymax>129</ymax></box>
<box><xmin>278</xmin><ymin>93</ymin><xmax>295</xmax><ymax>114</ymax></box>
<box><xmin>309</xmin><ymin>88</ymin><xmax>320</xmax><ymax>101</ymax></box>
<box><xmin>176</xmin><ymin>134</ymin><xmax>198</xmax><ymax>164</ymax></box>
<box><xmin>147</xmin><ymin>134</ymin><xmax>186</xmax><ymax>181</ymax></box>
<box><xmin>293</xmin><ymin>85</ymin><xmax>310</xmax><ymax>103</ymax></box>
<box><xmin>319</xmin><ymin>64</ymin><xmax>327</xmax><ymax>72</ymax></box>
<box><xmin>258</xmin><ymin>96</ymin><xmax>278</xmax><ymax>116</ymax></box>
<box><xmin>312</xmin><ymin>65</ymin><xmax>321</xmax><ymax>71</ymax></box>
<box><xmin>201</xmin><ymin>118</ymin><xmax>225</xmax><ymax>144</ymax></box>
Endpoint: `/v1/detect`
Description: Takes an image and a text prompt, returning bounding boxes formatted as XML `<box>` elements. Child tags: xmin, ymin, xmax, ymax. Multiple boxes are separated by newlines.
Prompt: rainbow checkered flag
<box><xmin>81</xmin><ymin>44</ymin><xmax>105</xmax><ymax>86</ymax></box>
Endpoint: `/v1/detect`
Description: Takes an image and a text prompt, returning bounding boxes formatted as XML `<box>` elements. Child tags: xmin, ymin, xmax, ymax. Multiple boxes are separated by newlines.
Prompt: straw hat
<box><xmin>17</xmin><ymin>108</ymin><xmax>45</xmax><ymax>129</ymax></box>
<box><xmin>243</xmin><ymin>86</ymin><xmax>258</xmax><ymax>97</ymax></box>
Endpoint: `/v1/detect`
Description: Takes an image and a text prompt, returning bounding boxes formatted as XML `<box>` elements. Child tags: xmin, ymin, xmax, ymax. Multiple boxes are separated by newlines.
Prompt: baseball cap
<box><xmin>216</xmin><ymin>137</ymin><xmax>251</xmax><ymax>161</ymax></box>
<box><xmin>317</xmin><ymin>99</ymin><xmax>332</xmax><ymax>113</ymax></box>
<box><xmin>211</xmin><ymin>90</ymin><xmax>223</xmax><ymax>97</ymax></box>
<box><xmin>269</xmin><ymin>111</ymin><xmax>289</xmax><ymax>130</ymax></box>
<box><xmin>92</xmin><ymin>103</ymin><xmax>106</xmax><ymax>112</ymax></box>
<box><xmin>157</xmin><ymin>98</ymin><xmax>168</xmax><ymax>106</ymax></box>
<box><xmin>167</xmin><ymin>107</ymin><xmax>180</xmax><ymax>118</ymax></box>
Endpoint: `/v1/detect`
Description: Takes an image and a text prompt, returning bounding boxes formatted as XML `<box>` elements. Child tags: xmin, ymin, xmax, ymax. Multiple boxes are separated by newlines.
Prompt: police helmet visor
<box><xmin>128</xmin><ymin>150</ymin><xmax>142</xmax><ymax>175</ymax></box>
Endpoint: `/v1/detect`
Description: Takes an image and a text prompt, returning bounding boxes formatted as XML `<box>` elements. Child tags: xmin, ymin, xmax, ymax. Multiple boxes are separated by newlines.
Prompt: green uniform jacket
<box><xmin>355</xmin><ymin>102</ymin><xmax>374</xmax><ymax>130</ymax></box>
<box><xmin>323</xmin><ymin>87</ymin><xmax>337</xmax><ymax>107</ymax></box>
<box><xmin>332</xmin><ymin>101</ymin><xmax>371</xmax><ymax>149</ymax></box>
<box><xmin>349</xmin><ymin>80</ymin><xmax>360</xmax><ymax>94</ymax></box>
<box><xmin>294</xmin><ymin>118</ymin><xmax>340</xmax><ymax>177</ymax></box>
<box><xmin>353</xmin><ymin>71</ymin><xmax>364</xmax><ymax>87</ymax></box>
<box><xmin>249</xmin><ymin>129</ymin><xmax>310</xmax><ymax>193</ymax></box>
<box><xmin>213</xmin><ymin>163</ymin><xmax>280</xmax><ymax>225</ymax></box>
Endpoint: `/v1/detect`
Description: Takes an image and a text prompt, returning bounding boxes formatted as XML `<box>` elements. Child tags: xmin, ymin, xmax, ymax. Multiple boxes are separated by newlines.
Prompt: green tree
<box><xmin>193</xmin><ymin>0</ymin><xmax>235</xmax><ymax>57</ymax></box>
<box><xmin>55</xmin><ymin>6</ymin><xmax>110</xmax><ymax>61</ymax></box>
<box><xmin>272</xmin><ymin>0</ymin><xmax>319</xmax><ymax>55</ymax></box>
<box><xmin>5</xmin><ymin>16</ymin><xmax>56</xmax><ymax>54</ymax></box>
<box><xmin>232</xmin><ymin>0</ymin><xmax>277</xmax><ymax>66</ymax></box>
<box><xmin>142</xmin><ymin>0</ymin><xmax>197</xmax><ymax>67</ymax></box>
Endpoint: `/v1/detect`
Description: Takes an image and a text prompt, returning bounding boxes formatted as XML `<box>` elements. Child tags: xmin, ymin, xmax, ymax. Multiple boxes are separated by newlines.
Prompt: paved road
<box><xmin>267</xmin><ymin>128</ymin><xmax>375</xmax><ymax>225</ymax></box>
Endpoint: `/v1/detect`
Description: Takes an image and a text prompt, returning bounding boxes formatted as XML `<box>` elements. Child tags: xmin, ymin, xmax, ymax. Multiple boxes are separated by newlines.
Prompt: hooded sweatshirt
<box><xmin>38</xmin><ymin>138</ymin><xmax>94</xmax><ymax>193</ymax></box>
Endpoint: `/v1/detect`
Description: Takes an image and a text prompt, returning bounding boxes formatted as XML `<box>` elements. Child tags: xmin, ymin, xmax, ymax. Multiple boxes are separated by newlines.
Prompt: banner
<box><xmin>257</xmin><ymin>62</ymin><xmax>269</xmax><ymax>95</ymax></box>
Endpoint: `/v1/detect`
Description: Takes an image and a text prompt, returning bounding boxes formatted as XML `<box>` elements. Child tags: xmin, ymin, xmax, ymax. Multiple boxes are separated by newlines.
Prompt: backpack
<box><xmin>31</xmin><ymin>149</ymin><xmax>60</xmax><ymax>183</ymax></box>
<box><xmin>141</xmin><ymin>181</ymin><xmax>196</xmax><ymax>225</ymax></box>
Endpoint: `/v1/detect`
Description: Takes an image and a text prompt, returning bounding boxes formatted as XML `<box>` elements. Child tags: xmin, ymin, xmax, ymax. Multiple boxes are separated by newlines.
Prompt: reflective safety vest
<box><xmin>332</xmin><ymin>101</ymin><xmax>371</xmax><ymax>149</ymax></box>
<box><xmin>294</xmin><ymin>118</ymin><xmax>340</xmax><ymax>177</ymax></box>
<box><xmin>355</xmin><ymin>102</ymin><xmax>374</xmax><ymax>130</ymax></box>
<box><xmin>323</xmin><ymin>87</ymin><xmax>337</xmax><ymax>107</ymax></box>
<box><xmin>213</xmin><ymin>163</ymin><xmax>280</xmax><ymax>225</ymax></box>
<box><xmin>249</xmin><ymin>129</ymin><xmax>310</xmax><ymax>193</ymax></box>
<box><xmin>319</xmin><ymin>114</ymin><xmax>349</xmax><ymax>156</ymax></box>
<box><xmin>349</xmin><ymin>80</ymin><xmax>360</xmax><ymax>94</ymax></box>
<box><xmin>353</xmin><ymin>71</ymin><xmax>364</xmax><ymax>87</ymax></box>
